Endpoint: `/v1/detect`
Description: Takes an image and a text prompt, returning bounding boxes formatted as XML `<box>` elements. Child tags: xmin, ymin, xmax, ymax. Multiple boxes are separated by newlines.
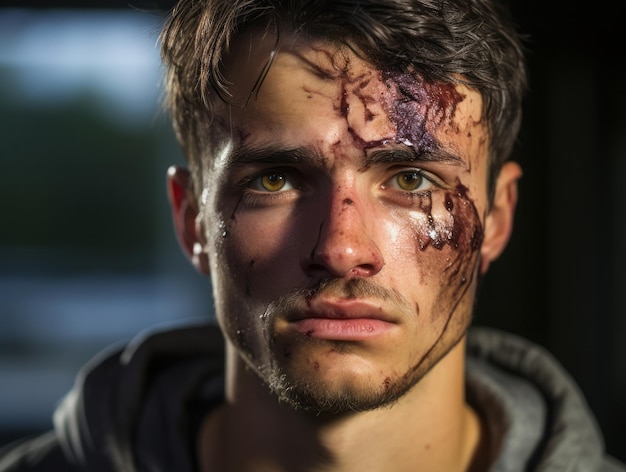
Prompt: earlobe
<box><xmin>480</xmin><ymin>161</ymin><xmax>522</xmax><ymax>274</ymax></box>
<box><xmin>166</xmin><ymin>165</ymin><xmax>210</xmax><ymax>275</ymax></box>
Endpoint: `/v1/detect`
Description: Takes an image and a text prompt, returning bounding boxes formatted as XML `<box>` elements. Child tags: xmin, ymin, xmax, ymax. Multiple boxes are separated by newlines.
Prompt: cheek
<box><xmin>213</xmin><ymin>207</ymin><xmax>300</xmax><ymax>297</ymax></box>
<box><xmin>394</xmin><ymin>185</ymin><xmax>483</xmax><ymax>305</ymax></box>
<box><xmin>207</xmin><ymin>209</ymin><xmax>291</xmax><ymax>354</ymax></box>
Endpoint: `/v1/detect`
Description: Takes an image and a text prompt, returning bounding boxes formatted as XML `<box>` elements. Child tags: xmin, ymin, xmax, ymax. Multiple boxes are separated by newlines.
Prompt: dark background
<box><xmin>1</xmin><ymin>0</ymin><xmax>624</xmax><ymax>463</ymax></box>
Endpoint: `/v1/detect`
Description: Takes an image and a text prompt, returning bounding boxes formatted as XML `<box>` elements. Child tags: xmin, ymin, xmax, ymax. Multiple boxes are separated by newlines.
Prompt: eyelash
<box><xmin>236</xmin><ymin>168</ymin><xmax>302</xmax><ymax>205</ymax></box>
<box><xmin>382</xmin><ymin>167</ymin><xmax>442</xmax><ymax>192</ymax></box>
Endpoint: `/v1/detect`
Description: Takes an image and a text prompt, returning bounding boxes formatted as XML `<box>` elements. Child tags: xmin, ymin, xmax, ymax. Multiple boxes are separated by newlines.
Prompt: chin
<box><xmin>262</xmin><ymin>358</ymin><xmax>419</xmax><ymax>415</ymax></box>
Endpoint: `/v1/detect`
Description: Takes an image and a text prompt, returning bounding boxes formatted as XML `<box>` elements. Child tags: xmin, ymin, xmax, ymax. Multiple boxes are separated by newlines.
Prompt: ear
<box><xmin>480</xmin><ymin>161</ymin><xmax>522</xmax><ymax>274</ymax></box>
<box><xmin>166</xmin><ymin>165</ymin><xmax>210</xmax><ymax>275</ymax></box>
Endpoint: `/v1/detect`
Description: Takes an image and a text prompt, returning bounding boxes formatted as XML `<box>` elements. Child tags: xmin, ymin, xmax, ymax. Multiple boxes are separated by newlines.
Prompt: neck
<box><xmin>198</xmin><ymin>338</ymin><xmax>483</xmax><ymax>472</ymax></box>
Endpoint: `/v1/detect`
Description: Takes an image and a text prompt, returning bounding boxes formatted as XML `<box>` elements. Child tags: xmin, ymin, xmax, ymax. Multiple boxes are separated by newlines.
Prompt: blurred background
<box><xmin>0</xmin><ymin>0</ymin><xmax>624</xmax><ymax>463</ymax></box>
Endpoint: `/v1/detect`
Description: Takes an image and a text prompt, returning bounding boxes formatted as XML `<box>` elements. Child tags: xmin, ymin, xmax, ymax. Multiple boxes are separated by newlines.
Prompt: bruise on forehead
<box><xmin>380</xmin><ymin>70</ymin><xmax>465</xmax><ymax>154</ymax></box>
<box><xmin>287</xmin><ymin>45</ymin><xmax>467</xmax><ymax>156</ymax></box>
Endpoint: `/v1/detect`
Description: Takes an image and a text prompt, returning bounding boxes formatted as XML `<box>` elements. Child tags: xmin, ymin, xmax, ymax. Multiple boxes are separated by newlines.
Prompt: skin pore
<box><xmin>168</xmin><ymin>34</ymin><xmax>521</xmax><ymax>472</ymax></box>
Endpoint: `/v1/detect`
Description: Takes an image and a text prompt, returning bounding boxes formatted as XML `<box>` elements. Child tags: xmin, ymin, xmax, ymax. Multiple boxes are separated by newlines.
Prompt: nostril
<box><xmin>307</xmin><ymin>239</ymin><xmax>385</xmax><ymax>278</ymax></box>
<box><xmin>347</xmin><ymin>264</ymin><xmax>378</xmax><ymax>278</ymax></box>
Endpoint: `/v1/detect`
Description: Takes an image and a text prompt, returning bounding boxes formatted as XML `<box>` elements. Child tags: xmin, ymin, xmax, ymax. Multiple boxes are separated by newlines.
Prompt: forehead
<box><xmin>216</xmin><ymin>36</ymin><xmax>487</xmax><ymax>168</ymax></box>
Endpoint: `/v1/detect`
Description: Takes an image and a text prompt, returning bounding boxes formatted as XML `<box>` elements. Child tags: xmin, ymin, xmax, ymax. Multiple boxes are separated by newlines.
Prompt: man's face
<box><xmin>197</xmin><ymin>38</ymin><xmax>492</xmax><ymax>413</ymax></box>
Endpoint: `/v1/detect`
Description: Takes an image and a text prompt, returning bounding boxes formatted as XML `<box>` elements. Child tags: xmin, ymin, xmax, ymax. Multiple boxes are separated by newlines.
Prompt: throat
<box><xmin>196</xmin><ymin>339</ymin><xmax>485</xmax><ymax>472</ymax></box>
<box><xmin>197</xmin><ymin>386</ymin><xmax>487</xmax><ymax>472</ymax></box>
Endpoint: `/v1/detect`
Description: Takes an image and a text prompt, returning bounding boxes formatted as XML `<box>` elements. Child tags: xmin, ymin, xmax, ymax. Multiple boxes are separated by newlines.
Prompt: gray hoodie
<box><xmin>0</xmin><ymin>323</ymin><xmax>623</xmax><ymax>471</ymax></box>
<box><xmin>466</xmin><ymin>327</ymin><xmax>624</xmax><ymax>471</ymax></box>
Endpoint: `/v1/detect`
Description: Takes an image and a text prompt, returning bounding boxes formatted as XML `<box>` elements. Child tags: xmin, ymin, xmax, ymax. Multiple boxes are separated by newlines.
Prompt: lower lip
<box><xmin>290</xmin><ymin>318</ymin><xmax>395</xmax><ymax>341</ymax></box>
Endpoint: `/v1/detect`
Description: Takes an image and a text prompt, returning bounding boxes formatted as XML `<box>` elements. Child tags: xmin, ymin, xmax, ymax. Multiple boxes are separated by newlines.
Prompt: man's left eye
<box><xmin>250</xmin><ymin>171</ymin><xmax>295</xmax><ymax>192</ymax></box>
<box><xmin>396</xmin><ymin>171</ymin><xmax>422</xmax><ymax>191</ymax></box>
<box><xmin>386</xmin><ymin>170</ymin><xmax>431</xmax><ymax>192</ymax></box>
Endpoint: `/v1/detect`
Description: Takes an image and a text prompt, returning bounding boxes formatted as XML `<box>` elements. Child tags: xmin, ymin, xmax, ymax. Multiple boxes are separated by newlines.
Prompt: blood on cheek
<box><xmin>406</xmin><ymin>184</ymin><xmax>483</xmax><ymax>304</ymax></box>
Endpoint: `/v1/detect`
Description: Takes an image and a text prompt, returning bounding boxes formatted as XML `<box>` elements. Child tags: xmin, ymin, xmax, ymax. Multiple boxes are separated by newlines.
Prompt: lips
<box><xmin>286</xmin><ymin>297</ymin><xmax>398</xmax><ymax>341</ymax></box>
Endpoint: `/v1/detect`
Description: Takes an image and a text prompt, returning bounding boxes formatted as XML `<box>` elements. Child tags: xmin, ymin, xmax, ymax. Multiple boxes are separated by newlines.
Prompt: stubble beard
<box><xmin>257</xmin><ymin>326</ymin><xmax>467</xmax><ymax>416</ymax></box>
<box><xmin>255</xmin><ymin>278</ymin><xmax>417</xmax><ymax>414</ymax></box>
<box><xmin>233</xmin><ymin>277</ymin><xmax>473</xmax><ymax>416</ymax></box>
<box><xmin>263</xmin><ymin>358</ymin><xmax>425</xmax><ymax>415</ymax></box>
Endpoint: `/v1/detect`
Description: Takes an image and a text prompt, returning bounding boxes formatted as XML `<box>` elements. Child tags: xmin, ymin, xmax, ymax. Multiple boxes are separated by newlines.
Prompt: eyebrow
<box><xmin>226</xmin><ymin>145</ymin><xmax>320</xmax><ymax>168</ymax></box>
<box><xmin>225</xmin><ymin>143</ymin><xmax>465</xmax><ymax>169</ymax></box>
<box><xmin>365</xmin><ymin>147</ymin><xmax>465</xmax><ymax>167</ymax></box>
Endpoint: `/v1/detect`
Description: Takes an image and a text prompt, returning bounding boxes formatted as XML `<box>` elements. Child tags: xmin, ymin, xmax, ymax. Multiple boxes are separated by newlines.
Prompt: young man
<box><xmin>1</xmin><ymin>0</ymin><xmax>624</xmax><ymax>470</ymax></box>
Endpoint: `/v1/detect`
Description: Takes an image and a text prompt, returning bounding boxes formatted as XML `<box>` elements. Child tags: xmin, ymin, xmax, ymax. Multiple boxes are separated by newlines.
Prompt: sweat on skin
<box><xmin>167</xmin><ymin>36</ymin><xmax>521</xmax><ymax>472</ymax></box>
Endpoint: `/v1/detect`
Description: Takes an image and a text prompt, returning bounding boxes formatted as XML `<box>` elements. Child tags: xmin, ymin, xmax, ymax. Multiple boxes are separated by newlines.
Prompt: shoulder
<box><xmin>467</xmin><ymin>326</ymin><xmax>626</xmax><ymax>471</ymax></box>
<box><xmin>0</xmin><ymin>431</ymin><xmax>75</xmax><ymax>472</ymax></box>
<box><xmin>0</xmin><ymin>322</ymin><xmax>225</xmax><ymax>472</ymax></box>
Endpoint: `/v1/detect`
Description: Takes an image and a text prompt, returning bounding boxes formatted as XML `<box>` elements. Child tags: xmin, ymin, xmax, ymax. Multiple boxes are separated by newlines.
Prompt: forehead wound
<box><xmin>380</xmin><ymin>70</ymin><xmax>466</xmax><ymax>152</ymax></box>
<box><xmin>289</xmin><ymin>46</ymin><xmax>468</xmax><ymax>154</ymax></box>
<box><xmin>219</xmin><ymin>37</ymin><xmax>471</xmax><ymax>159</ymax></box>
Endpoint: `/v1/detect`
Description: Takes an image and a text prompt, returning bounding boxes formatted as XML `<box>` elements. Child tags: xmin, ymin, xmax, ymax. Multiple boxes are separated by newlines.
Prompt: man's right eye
<box><xmin>248</xmin><ymin>171</ymin><xmax>295</xmax><ymax>192</ymax></box>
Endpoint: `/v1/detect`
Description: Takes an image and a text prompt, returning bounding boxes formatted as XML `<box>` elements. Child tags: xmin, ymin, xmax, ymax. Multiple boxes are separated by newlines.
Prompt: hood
<box><xmin>51</xmin><ymin>322</ymin><xmax>610</xmax><ymax>471</ymax></box>
<box><xmin>466</xmin><ymin>326</ymin><xmax>607</xmax><ymax>471</ymax></box>
<box><xmin>52</xmin><ymin>321</ymin><xmax>225</xmax><ymax>472</ymax></box>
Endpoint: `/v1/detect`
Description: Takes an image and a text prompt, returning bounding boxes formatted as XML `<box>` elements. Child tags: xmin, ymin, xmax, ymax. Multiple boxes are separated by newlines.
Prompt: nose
<box><xmin>306</xmin><ymin>192</ymin><xmax>384</xmax><ymax>278</ymax></box>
